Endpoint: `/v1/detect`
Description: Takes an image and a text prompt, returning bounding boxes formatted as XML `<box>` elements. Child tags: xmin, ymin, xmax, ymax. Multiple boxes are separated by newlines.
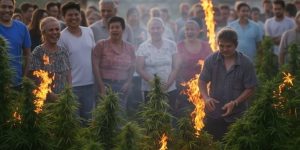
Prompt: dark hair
<box><xmin>273</xmin><ymin>0</ymin><xmax>285</xmax><ymax>8</ymax></box>
<box><xmin>20</xmin><ymin>2</ymin><xmax>34</xmax><ymax>13</ymax></box>
<box><xmin>251</xmin><ymin>7</ymin><xmax>261</xmax><ymax>13</ymax></box>
<box><xmin>217</xmin><ymin>27</ymin><xmax>238</xmax><ymax>46</ymax></box>
<box><xmin>14</xmin><ymin>7</ymin><xmax>21</xmax><ymax>13</ymax></box>
<box><xmin>61</xmin><ymin>1</ymin><xmax>80</xmax><ymax>17</ymax></box>
<box><xmin>80</xmin><ymin>10</ymin><xmax>88</xmax><ymax>27</ymax></box>
<box><xmin>219</xmin><ymin>4</ymin><xmax>230</xmax><ymax>10</ymax></box>
<box><xmin>107</xmin><ymin>16</ymin><xmax>125</xmax><ymax>30</ymax></box>
<box><xmin>45</xmin><ymin>2</ymin><xmax>59</xmax><ymax>11</ymax></box>
<box><xmin>28</xmin><ymin>9</ymin><xmax>48</xmax><ymax>35</ymax></box>
<box><xmin>3</xmin><ymin>0</ymin><xmax>16</xmax><ymax>5</ymax></box>
<box><xmin>285</xmin><ymin>3</ymin><xmax>297</xmax><ymax>17</ymax></box>
<box><xmin>126</xmin><ymin>7</ymin><xmax>139</xmax><ymax>19</ymax></box>
<box><xmin>236</xmin><ymin>2</ymin><xmax>250</xmax><ymax>11</ymax></box>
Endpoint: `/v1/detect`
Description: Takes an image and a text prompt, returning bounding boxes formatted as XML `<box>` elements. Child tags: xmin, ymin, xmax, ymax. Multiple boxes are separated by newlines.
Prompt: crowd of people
<box><xmin>1</xmin><ymin>0</ymin><xmax>300</xmax><ymax>140</ymax></box>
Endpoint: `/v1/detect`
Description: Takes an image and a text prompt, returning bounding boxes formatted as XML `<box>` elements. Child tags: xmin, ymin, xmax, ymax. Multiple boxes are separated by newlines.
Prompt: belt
<box><xmin>103</xmin><ymin>79</ymin><xmax>126</xmax><ymax>83</ymax></box>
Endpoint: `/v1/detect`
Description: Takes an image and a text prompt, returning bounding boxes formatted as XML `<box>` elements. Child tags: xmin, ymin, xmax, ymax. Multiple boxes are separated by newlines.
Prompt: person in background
<box><xmin>19</xmin><ymin>2</ymin><xmax>34</xmax><ymax>25</ymax></box>
<box><xmin>45</xmin><ymin>1</ymin><xmax>65</xmax><ymax>30</ymax></box>
<box><xmin>265</xmin><ymin>0</ymin><xmax>295</xmax><ymax>56</ymax></box>
<box><xmin>251</xmin><ymin>7</ymin><xmax>265</xmax><ymax>36</ymax></box>
<box><xmin>58</xmin><ymin>2</ymin><xmax>96</xmax><ymax>122</ymax></box>
<box><xmin>126</xmin><ymin>7</ymin><xmax>147</xmax><ymax>116</ymax></box>
<box><xmin>294</xmin><ymin>0</ymin><xmax>300</xmax><ymax>11</ymax></box>
<box><xmin>217</xmin><ymin>4</ymin><xmax>230</xmax><ymax>30</ymax></box>
<box><xmin>285</xmin><ymin>3</ymin><xmax>297</xmax><ymax>18</ymax></box>
<box><xmin>176</xmin><ymin>20</ymin><xmax>212</xmax><ymax>117</ymax></box>
<box><xmin>28</xmin><ymin>9</ymin><xmax>48</xmax><ymax>50</ymax></box>
<box><xmin>228</xmin><ymin>2</ymin><xmax>263</xmax><ymax>62</ymax></box>
<box><xmin>90</xmin><ymin>0</ymin><xmax>133</xmax><ymax>43</ymax></box>
<box><xmin>80</xmin><ymin>10</ymin><xmax>88</xmax><ymax>27</ymax></box>
<box><xmin>136</xmin><ymin>17</ymin><xmax>180</xmax><ymax>118</ymax></box>
<box><xmin>0</xmin><ymin>0</ymin><xmax>31</xmax><ymax>87</ymax></box>
<box><xmin>87</xmin><ymin>11</ymin><xmax>101</xmax><ymax>26</ymax></box>
<box><xmin>161</xmin><ymin>7</ymin><xmax>177</xmax><ymax>36</ymax></box>
<box><xmin>12</xmin><ymin>8</ymin><xmax>22</xmax><ymax>21</ymax></box>
<box><xmin>92</xmin><ymin>16</ymin><xmax>135</xmax><ymax>111</ymax></box>
<box><xmin>199</xmin><ymin>28</ymin><xmax>257</xmax><ymax>141</ymax></box>
<box><xmin>260</xmin><ymin>0</ymin><xmax>274</xmax><ymax>22</ymax></box>
<box><xmin>279</xmin><ymin>11</ymin><xmax>300</xmax><ymax>66</ymax></box>
<box><xmin>228</xmin><ymin>8</ymin><xmax>238</xmax><ymax>22</ymax></box>
<box><xmin>175</xmin><ymin>2</ymin><xmax>190</xmax><ymax>33</ymax></box>
<box><xmin>29</xmin><ymin>17</ymin><xmax>71</xmax><ymax>101</ymax></box>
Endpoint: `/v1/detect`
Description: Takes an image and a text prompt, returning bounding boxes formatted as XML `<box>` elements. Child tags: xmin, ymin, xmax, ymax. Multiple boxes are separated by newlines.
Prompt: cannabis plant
<box><xmin>90</xmin><ymin>87</ymin><xmax>120</xmax><ymax>150</ymax></box>
<box><xmin>44</xmin><ymin>86</ymin><xmax>81</xmax><ymax>150</ymax></box>
<box><xmin>114</xmin><ymin>122</ymin><xmax>143</xmax><ymax>150</ymax></box>
<box><xmin>138</xmin><ymin>75</ymin><xmax>172</xmax><ymax>149</ymax></box>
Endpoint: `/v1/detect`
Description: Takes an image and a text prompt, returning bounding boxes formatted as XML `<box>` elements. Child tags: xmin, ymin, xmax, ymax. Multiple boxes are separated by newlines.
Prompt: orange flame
<box><xmin>159</xmin><ymin>133</ymin><xmax>168</xmax><ymax>150</ymax></box>
<box><xmin>181</xmin><ymin>60</ymin><xmax>205</xmax><ymax>136</ymax></box>
<box><xmin>201</xmin><ymin>0</ymin><xmax>217</xmax><ymax>51</ymax></box>
<box><xmin>43</xmin><ymin>54</ymin><xmax>50</xmax><ymax>65</ymax></box>
<box><xmin>32</xmin><ymin>70</ymin><xmax>54</xmax><ymax>113</ymax></box>
<box><xmin>13</xmin><ymin>107</ymin><xmax>21</xmax><ymax>121</ymax></box>
<box><xmin>273</xmin><ymin>72</ymin><xmax>294</xmax><ymax>109</ymax></box>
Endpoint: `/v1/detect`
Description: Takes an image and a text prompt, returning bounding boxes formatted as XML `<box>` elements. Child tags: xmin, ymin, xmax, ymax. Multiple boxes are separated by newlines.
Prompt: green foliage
<box><xmin>0</xmin><ymin>36</ymin><xmax>14</xmax><ymax>126</ymax></box>
<box><xmin>174</xmin><ymin>117</ymin><xmax>220</xmax><ymax>150</ymax></box>
<box><xmin>114</xmin><ymin>122</ymin><xmax>143</xmax><ymax>150</ymax></box>
<box><xmin>223</xmin><ymin>80</ymin><xmax>290</xmax><ymax>150</ymax></box>
<box><xmin>138</xmin><ymin>75</ymin><xmax>172</xmax><ymax>149</ymax></box>
<box><xmin>90</xmin><ymin>87</ymin><xmax>120</xmax><ymax>150</ymax></box>
<box><xmin>287</xmin><ymin>43</ymin><xmax>300</xmax><ymax>74</ymax></box>
<box><xmin>44</xmin><ymin>86</ymin><xmax>81</xmax><ymax>150</ymax></box>
<box><xmin>256</xmin><ymin>36</ymin><xmax>278</xmax><ymax>81</ymax></box>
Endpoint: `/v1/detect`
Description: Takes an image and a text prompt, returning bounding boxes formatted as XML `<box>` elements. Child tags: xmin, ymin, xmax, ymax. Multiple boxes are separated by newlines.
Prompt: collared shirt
<box><xmin>228</xmin><ymin>19</ymin><xmax>263</xmax><ymax>61</ymax></box>
<box><xmin>90</xmin><ymin>19</ymin><xmax>133</xmax><ymax>44</ymax></box>
<box><xmin>200</xmin><ymin>51</ymin><xmax>258</xmax><ymax>122</ymax></box>
<box><xmin>136</xmin><ymin>38</ymin><xmax>177</xmax><ymax>92</ymax></box>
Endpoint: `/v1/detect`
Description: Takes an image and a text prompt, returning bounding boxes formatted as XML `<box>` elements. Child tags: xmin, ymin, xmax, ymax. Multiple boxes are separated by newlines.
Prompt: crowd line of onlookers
<box><xmin>1</xmin><ymin>0</ymin><xmax>300</xmax><ymax>139</ymax></box>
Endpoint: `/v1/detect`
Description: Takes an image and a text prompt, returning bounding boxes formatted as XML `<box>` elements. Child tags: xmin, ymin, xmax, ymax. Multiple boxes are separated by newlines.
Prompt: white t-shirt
<box><xmin>264</xmin><ymin>17</ymin><xmax>295</xmax><ymax>55</ymax></box>
<box><xmin>58</xmin><ymin>26</ymin><xmax>95</xmax><ymax>87</ymax></box>
<box><xmin>136</xmin><ymin>38</ymin><xmax>177</xmax><ymax>92</ymax></box>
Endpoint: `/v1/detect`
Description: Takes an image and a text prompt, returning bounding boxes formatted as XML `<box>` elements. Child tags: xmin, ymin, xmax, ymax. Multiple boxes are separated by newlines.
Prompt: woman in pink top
<box><xmin>92</xmin><ymin>16</ymin><xmax>135</xmax><ymax>110</ymax></box>
<box><xmin>177</xmin><ymin>20</ymin><xmax>212</xmax><ymax>116</ymax></box>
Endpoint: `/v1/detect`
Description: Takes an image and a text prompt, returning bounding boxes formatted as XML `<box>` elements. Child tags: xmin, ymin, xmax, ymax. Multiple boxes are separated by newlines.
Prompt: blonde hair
<box><xmin>147</xmin><ymin>17</ymin><xmax>165</xmax><ymax>30</ymax></box>
<box><xmin>39</xmin><ymin>16</ymin><xmax>60</xmax><ymax>42</ymax></box>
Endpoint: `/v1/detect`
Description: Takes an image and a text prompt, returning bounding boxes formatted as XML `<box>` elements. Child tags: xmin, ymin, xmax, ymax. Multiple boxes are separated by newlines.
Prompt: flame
<box><xmin>159</xmin><ymin>133</ymin><xmax>168</xmax><ymax>150</ymax></box>
<box><xmin>273</xmin><ymin>72</ymin><xmax>294</xmax><ymax>109</ymax></box>
<box><xmin>181</xmin><ymin>60</ymin><xmax>205</xmax><ymax>136</ymax></box>
<box><xmin>43</xmin><ymin>54</ymin><xmax>50</xmax><ymax>65</ymax></box>
<box><xmin>201</xmin><ymin>0</ymin><xmax>217</xmax><ymax>51</ymax></box>
<box><xmin>13</xmin><ymin>107</ymin><xmax>21</xmax><ymax>121</ymax></box>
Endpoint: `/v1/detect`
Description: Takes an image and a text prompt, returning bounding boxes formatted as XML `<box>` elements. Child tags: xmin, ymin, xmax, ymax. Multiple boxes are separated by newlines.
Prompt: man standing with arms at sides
<box><xmin>90</xmin><ymin>0</ymin><xmax>133</xmax><ymax>43</ymax></box>
<box><xmin>228</xmin><ymin>2</ymin><xmax>262</xmax><ymax>62</ymax></box>
<box><xmin>199</xmin><ymin>28</ymin><xmax>257</xmax><ymax>141</ymax></box>
<box><xmin>0</xmin><ymin>0</ymin><xmax>31</xmax><ymax>87</ymax></box>
<box><xmin>58</xmin><ymin>2</ymin><xmax>96</xmax><ymax>123</ymax></box>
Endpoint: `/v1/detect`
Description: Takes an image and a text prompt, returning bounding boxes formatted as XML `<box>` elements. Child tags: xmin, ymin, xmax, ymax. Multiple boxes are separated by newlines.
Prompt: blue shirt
<box><xmin>228</xmin><ymin>19</ymin><xmax>263</xmax><ymax>61</ymax></box>
<box><xmin>0</xmin><ymin>20</ymin><xmax>31</xmax><ymax>85</ymax></box>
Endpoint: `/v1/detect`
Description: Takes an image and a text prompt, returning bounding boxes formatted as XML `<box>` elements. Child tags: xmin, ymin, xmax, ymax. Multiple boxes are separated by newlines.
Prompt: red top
<box><xmin>93</xmin><ymin>39</ymin><xmax>135</xmax><ymax>81</ymax></box>
<box><xmin>177</xmin><ymin>40</ymin><xmax>212</xmax><ymax>82</ymax></box>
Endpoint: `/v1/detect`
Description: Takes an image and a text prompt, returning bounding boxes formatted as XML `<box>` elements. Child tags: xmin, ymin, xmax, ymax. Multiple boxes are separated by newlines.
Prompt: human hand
<box><xmin>204</xmin><ymin>97</ymin><xmax>220</xmax><ymax>112</ymax></box>
<box><xmin>121</xmin><ymin>81</ymin><xmax>131</xmax><ymax>93</ymax></box>
<box><xmin>222</xmin><ymin>101</ymin><xmax>236</xmax><ymax>117</ymax></box>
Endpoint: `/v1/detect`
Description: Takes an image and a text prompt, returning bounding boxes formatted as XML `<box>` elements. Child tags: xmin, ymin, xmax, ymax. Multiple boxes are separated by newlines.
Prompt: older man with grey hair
<box><xmin>90</xmin><ymin>0</ymin><xmax>133</xmax><ymax>43</ymax></box>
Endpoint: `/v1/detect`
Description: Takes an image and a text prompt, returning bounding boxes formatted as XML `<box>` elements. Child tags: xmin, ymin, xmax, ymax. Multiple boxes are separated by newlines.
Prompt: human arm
<box><xmin>164</xmin><ymin>53</ymin><xmax>181</xmax><ymax>91</ymax></box>
<box><xmin>23</xmin><ymin>48</ymin><xmax>31</xmax><ymax>77</ymax></box>
<box><xmin>92</xmin><ymin>44</ymin><xmax>106</xmax><ymax>96</ymax></box>
<box><xmin>136</xmin><ymin>56</ymin><xmax>154</xmax><ymax>82</ymax></box>
<box><xmin>199</xmin><ymin>79</ymin><xmax>219</xmax><ymax>112</ymax></box>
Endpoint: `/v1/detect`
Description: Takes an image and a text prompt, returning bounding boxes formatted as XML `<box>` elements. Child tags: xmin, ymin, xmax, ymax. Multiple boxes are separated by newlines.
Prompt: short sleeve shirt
<box><xmin>200</xmin><ymin>51</ymin><xmax>258</xmax><ymax>122</ymax></box>
<box><xmin>29</xmin><ymin>45</ymin><xmax>71</xmax><ymax>94</ymax></box>
<box><xmin>136</xmin><ymin>39</ymin><xmax>177</xmax><ymax>92</ymax></box>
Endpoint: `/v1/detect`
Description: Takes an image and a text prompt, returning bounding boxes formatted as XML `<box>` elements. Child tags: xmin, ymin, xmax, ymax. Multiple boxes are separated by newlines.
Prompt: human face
<box><xmin>99</xmin><ymin>2</ymin><xmax>116</xmax><ymax>21</ymax></box>
<box><xmin>180</xmin><ymin>4</ymin><xmax>190</xmax><ymax>17</ymax></box>
<box><xmin>220</xmin><ymin>8</ymin><xmax>230</xmax><ymax>20</ymax></box>
<box><xmin>251</xmin><ymin>10</ymin><xmax>260</xmax><ymax>21</ymax></box>
<box><xmin>0</xmin><ymin>0</ymin><xmax>14</xmax><ymax>23</ymax></box>
<box><xmin>64</xmin><ymin>9</ymin><xmax>81</xmax><ymax>29</ymax></box>
<box><xmin>238</xmin><ymin>6</ymin><xmax>250</xmax><ymax>20</ymax></box>
<box><xmin>148</xmin><ymin>20</ymin><xmax>164</xmax><ymax>41</ymax></box>
<box><xmin>263</xmin><ymin>1</ymin><xmax>272</xmax><ymax>12</ymax></box>
<box><xmin>23</xmin><ymin>7</ymin><xmax>34</xmax><ymax>23</ymax></box>
<box><xmin>184</xmin><ymin>22</ymin><xmax>200</xmax><ymax>40</ymax></box>
<box><xmin>127</xmin><ymin>11</ymin><xmax>139</xmax><ymax>25</ymax></box>
<box><xmin>109</xmin><ymin>22</ymin><xmax>123</xmax><ymax>40</ymax></box>
<box><xmin>48</xmin><ymin>6</ymin><xmax>59</xmax><ymax>18</ymax></box>
<box><xmin>273</xmin><ymin>4</ymin><xmax>284</xmax><ymax>19</ymax></box>
<box><xmin>218</xmin><ymin>40</ymin><xmax>236</xmax><ymax>58</ymax></box>
<box><xmin>43</xmin><ymin>21</ymin><xmax>60</xmax><ymax>45</ymax></box>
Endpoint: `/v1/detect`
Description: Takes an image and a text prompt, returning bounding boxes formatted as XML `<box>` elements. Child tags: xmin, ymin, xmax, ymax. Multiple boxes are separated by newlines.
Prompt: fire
<box><xmin>13</xmin><ymin>107</ymin><xmax>21</xmax><ymax>121</ymax></box>
<box><xmin>159</xmin><ymin>133</ymin><xmax>168</xmax><ymax>150</ymax></box>
<box><xmin>43</xmin><ymin>54</ymin><xmax>50</xmax><ymax>65</ymax></box>
<box><xmin>273</xmin><ymin>72</ymin><xmax>294</xmax><ymax>109</ymax></box>
<box><xmin>181</xmin><ymin>60</ymin><xmax>205</xmax><ymax>136</ymax></box>
<box><xmin>201</xmin><ymin>0</ymin><xmax>217</xmax><ymax>51</ymax></box>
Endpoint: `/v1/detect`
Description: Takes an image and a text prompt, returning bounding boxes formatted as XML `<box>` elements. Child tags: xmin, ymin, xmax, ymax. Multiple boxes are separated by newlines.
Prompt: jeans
<box><xmin>103</xmin><ymin>79</ymin><xmax>127</xmax><ymax>111</ymax></box>
<box><xmin>72</xmin><ymin>84</ymin><xmax>96</xmax><ymax>123</ymax></box>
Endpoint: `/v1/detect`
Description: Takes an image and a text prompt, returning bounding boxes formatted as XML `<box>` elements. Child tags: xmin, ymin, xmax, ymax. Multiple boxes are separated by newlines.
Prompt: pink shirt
<box><xmin>177</xmin><ymin>40</ymin><xmax>212</xmax><ymax>82</ymax></box>
<box><xmin>93</xmin><ymin>39</ymin><xmax>135</xmax><ymax>81</ymax></box>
